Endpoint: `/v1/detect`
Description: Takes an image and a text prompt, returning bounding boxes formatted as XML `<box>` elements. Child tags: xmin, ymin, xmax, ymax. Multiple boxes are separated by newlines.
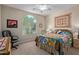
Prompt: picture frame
<box><xmin>55</xmin><ymin>14</ymin><xmax>71</xmax><ymax>28</ymax></box>
<box><xmin>39</xmin><ymin>23</ymin><xmax>43</xmax><ymax>28</ymax></box>
<box><xmin>7</xmin><ymin>19</ymin><xmax>18</xmax><ymax>28</ymax></box>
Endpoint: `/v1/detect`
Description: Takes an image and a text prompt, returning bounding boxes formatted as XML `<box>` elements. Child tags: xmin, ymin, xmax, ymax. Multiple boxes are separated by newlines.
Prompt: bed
<box><xmin>35</xmin><ymin>35</ymin><xmax>64</xmax><ymax>55</ymax></box>
<box><xmin>55</xmin><ymin>29</ymin><xmax>73</xmax><ymax>47</ymax></box>
<box><xmin>35</xmin><ymin>29</ymin><xmax>73</xmax><ymax>55</ymax></box>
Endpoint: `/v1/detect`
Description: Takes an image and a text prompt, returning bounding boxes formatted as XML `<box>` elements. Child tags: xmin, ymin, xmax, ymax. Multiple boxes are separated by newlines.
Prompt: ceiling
<box><xmin>4</xmin><ymin>4</ymin><xmax>78</xmax><ymax>16</ymax></box>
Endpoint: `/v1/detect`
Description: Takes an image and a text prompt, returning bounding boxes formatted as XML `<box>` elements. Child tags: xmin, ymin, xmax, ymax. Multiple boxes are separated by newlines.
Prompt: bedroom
<box><xmin>0</xmin><ymin>4</ymin><xmax>79</xmax><ymax>55</ymax></box>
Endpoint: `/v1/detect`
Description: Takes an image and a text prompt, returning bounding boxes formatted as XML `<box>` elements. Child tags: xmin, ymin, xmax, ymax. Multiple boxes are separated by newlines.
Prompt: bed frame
<box><xmin>55</xmin><ymin>29</ymin><xmax>73</xmax><ymax>47</ymax></box>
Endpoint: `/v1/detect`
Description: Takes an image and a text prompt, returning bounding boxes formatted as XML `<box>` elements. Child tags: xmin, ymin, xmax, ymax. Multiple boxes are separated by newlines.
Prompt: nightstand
<box><xmin>74</xmin><ymin>39</ymin><xmax>79</xmax><ymax>48</ymax></box>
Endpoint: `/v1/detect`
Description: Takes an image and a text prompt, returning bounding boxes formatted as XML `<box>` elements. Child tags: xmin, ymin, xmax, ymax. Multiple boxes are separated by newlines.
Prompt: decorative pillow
<box><xmin>0</xmin><ymin>38</ymin><xmax>6</xmax><ymax>50</ymax></box>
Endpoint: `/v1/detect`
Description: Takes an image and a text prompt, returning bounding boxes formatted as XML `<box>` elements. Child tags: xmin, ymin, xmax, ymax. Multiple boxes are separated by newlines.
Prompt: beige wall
<box><xmin>2</xmin><ymin>5</ymin><xmax>79</xmax><ymax>43</ymax></box>
<box><xmin>0</xmin><ymin>5</ymin><xmax>1</xmax><ymax>31</ymax></box>
<box><xmin>1</xmin><ymin>5</ymin><xmax>46</xmax><ymax>43</ymax></box>
<box><xmin>46</xmin><ymin>5</ymin><xmax>79</xmax><ymax>31</ymax></box>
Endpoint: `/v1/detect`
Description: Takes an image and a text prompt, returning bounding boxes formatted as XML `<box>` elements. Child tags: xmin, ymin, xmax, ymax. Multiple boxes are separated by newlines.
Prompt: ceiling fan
<box><xmin>33</xmin><ymin>4</ymin><xmax>52</xmax><ymax>13</ymax></box>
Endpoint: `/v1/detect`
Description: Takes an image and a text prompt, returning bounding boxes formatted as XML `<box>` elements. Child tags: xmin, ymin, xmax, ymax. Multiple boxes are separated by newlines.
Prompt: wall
<box><xmin>0</xmin><ymin>5</ymin><xmax>1</xmax><ymax>31</ymax></box>
<box><xmin>46</xmin><ymin>5</ymin><xmax>79</xmax><ymax>31</ymax></box>
<box><xmin>1</xmin><ymin>5</ymin><xmax>46</xmax><ymax>43</ymax></box>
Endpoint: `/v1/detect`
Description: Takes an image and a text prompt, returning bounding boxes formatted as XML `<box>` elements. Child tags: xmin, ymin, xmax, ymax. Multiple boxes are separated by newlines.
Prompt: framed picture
<box><xmin>39</xmin><ymin>23</ymin><xmax>43</xmax><ymax>28</ymax></box>
<box><xmin>7</xmin><ymin>19</ymin><xmax>18</xmax><ymax>28</ymax></box>
<box><xmin>55</xmin><ymin>14</ymin><xmax>71</xmax><ymax>28</ymax></box>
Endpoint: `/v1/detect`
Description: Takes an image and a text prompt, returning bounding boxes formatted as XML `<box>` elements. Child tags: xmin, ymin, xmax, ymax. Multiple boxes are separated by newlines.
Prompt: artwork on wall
<box><xmin>39</xmin><ymin>23</ymin><xmax>43</xmax><ymax>28</ymax></box>
<box><xmin>7</xmin><ymin>19</ymin><xmax>18</xmax><ymax>28</ymax></box>
<box><xmin>55</xmin><ymin>14</ymin><xmax>71</xmax><ymax>28</ymax></box>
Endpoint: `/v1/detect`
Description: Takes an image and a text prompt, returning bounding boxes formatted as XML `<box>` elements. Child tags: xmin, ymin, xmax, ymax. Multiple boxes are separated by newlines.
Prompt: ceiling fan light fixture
<box><xmin>39</xmin><ymin>5</ymin><xmax>47</xmax><ymax>11</ymax></box>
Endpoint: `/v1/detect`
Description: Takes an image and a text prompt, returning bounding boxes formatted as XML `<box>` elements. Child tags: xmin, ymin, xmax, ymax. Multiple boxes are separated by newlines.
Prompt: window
<box><xmin>22</xmin><ymin>15</ymin><xmax>36</xmax><ymax>35</ymax></box>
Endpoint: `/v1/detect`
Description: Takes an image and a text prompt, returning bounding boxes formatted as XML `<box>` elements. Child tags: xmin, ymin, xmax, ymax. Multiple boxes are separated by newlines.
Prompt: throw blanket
<box><xmin>0</xmin><ymin>38</ymin><xmax>6</xmax><ymax>50</ymax></box>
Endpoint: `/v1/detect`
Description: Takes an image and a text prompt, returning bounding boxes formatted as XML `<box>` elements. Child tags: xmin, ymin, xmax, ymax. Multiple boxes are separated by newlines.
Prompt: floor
<box><xmin>12</xmin><ymin>41</ymin><xmax>49</xmax><ymax>55</ymax></box>
<box><xmin>64</xmin><ymin>47</ymin><xmax>79</xmax><ymax>55</ymax></box>
<box><xmin>12</xmin><ymin>41</ymin><xmax>79</xmax><ymax>55</ymax></box>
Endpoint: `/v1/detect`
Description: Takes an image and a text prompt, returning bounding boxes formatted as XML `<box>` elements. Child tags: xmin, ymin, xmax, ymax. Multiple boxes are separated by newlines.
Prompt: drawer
<box><xmin>74</xmin><ymin>44</ymin><xmax>79</xmax><ymax>48</ymax></box>
<box><xmin>74</xmin><ymin>40</ymin><xmax>79</xmax><ymax>48</ymax></box>
<box><xmin>74</xmin><ymin>40</ymin><xmax>79</xmax><ymax>43</ymax></box>
<box><xmin>74</xmin><ymin>45</ymin><xmax>79</xmax><ymax>48</ymax></box>
<box><xmin>74</xmin><ymin>42</ymin><xmax>79</xmax><ymax>44</ymax></box>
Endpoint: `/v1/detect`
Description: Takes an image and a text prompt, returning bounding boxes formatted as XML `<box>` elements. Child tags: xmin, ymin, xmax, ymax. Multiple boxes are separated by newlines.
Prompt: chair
<box><xmin>2</xmin><ymin>30</ymin><xmax>19</xmax><ymax>49</ymax></box>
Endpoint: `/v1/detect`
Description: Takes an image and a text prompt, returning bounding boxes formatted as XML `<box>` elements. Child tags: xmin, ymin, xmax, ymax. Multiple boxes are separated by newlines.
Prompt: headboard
<box><xmin>55</xmin><ymin>29</ymin><xmax>73</xmax><ymax>47</ymax></box>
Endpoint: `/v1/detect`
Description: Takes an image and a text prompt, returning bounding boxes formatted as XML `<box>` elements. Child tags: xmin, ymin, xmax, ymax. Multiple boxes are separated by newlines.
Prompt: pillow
<box><xmin>0</xmin><ymin>38</ymin><xmax>6</xmax><ymax>50</ymax></box>
<box><xmin>0</xmin><ymin>38</ymin><xmax>4</xmax><ymax>45</ymax></box>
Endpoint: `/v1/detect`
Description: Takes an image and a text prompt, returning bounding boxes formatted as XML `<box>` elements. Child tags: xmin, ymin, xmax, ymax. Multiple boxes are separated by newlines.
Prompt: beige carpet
<box><xmin>12</xmin><ymin>41</ymin><xmax>79</xmax><ymax>55</ymax></box>
<box><xmin>12</xmin><ymin>41</ymin><xmax>50</xmax><ymax>55</ymax></box>
<box><xmin>64</xmin><ymin>47</ymin><xmax>79</xmax><ymax>55</ymax></box>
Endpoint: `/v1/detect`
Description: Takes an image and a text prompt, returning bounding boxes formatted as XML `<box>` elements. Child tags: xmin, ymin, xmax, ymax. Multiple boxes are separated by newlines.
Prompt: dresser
<box><xmin>74</xmin><ymin>39</ymin><xmax>79</xmax><ymax>48</ymax></box>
